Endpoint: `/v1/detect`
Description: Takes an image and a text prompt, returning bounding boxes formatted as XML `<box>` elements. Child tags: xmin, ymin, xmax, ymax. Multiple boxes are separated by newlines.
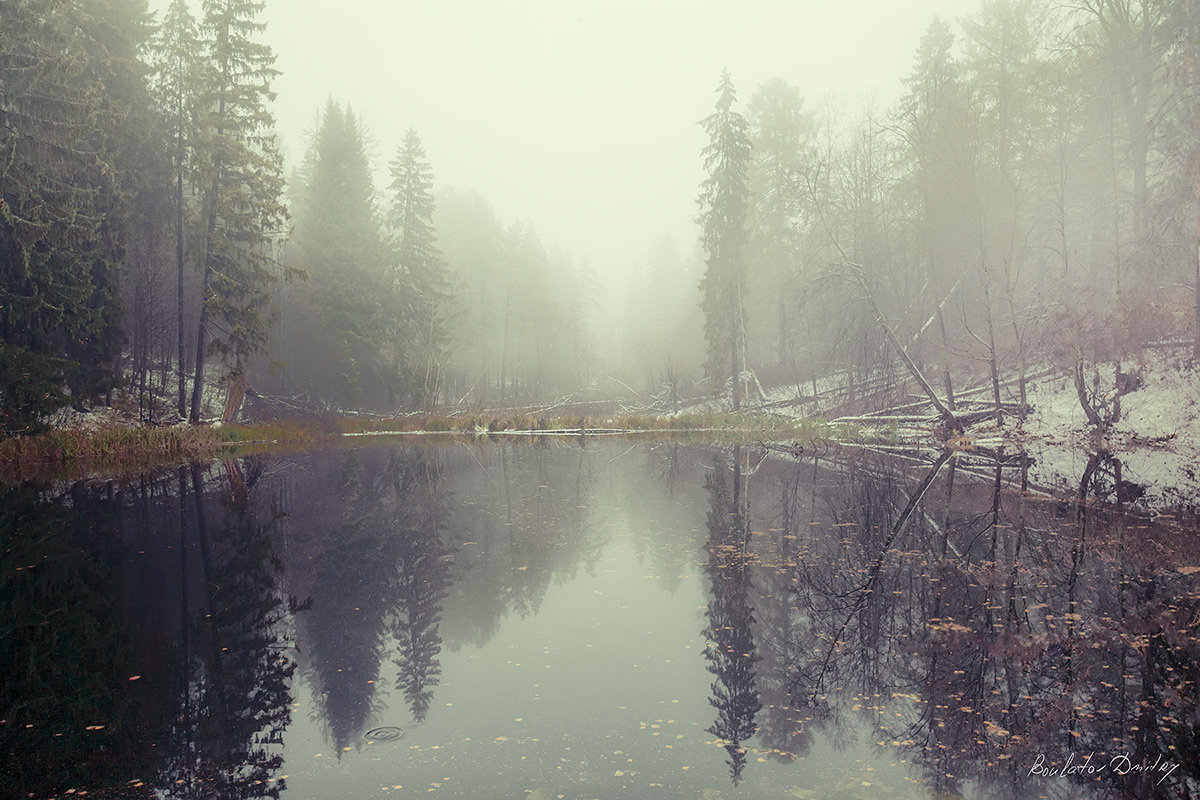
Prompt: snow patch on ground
<box><xmin>41</xmin><ymin>376</ymin><xmax>232</xmax><ymax>432</ymax></box>
<box><xmin>1112</xmin><ymin>350</ymin><xmax>1200</xmax><ymax>442</ymax></box>
<box><xmin>745</xmin><ymin>346</ymin><xmax>1199</xmax><ymax>512</ymax></box>
<box><xmin>1015</xmin><ymin>349</ymin><xmax>1199</xmax><ymax>511</ymax></box>
<box><xmin>42</xmin><ymin>406</ymin><xmax>126</xmax><ymax>432</ymax></box>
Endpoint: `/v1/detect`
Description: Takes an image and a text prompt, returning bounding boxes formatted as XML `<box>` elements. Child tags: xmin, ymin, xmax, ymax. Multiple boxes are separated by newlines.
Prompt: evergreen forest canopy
<box><xmin>1</xmin><ymin>0</ymin><xmax>1198</xmax><ymax>435</ymax></box>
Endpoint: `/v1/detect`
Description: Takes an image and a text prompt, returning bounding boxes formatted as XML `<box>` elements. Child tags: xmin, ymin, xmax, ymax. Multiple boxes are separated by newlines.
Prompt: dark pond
<box><xmin>2</xmin><ymin>439</ymin><xmax>1198</xmax><ymax>799</ymax></box>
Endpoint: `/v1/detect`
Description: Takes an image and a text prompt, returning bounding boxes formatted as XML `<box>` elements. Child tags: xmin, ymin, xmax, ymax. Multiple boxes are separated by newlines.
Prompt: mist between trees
<box><xmin>2</xmin><ymin>0</ymin><xmax>1198</xmax><ymax>435</ymax></box>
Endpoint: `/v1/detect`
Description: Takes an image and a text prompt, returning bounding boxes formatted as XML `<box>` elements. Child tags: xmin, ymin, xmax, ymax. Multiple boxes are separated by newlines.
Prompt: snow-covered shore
<box><xmin>27</xmin><ymin>344</ymin><xmax>1200</xmax><ymax>512</ymax></box>
<box><xmin>679</xmin><ymin>345</ymin><xmax>1198</xmax><ymax>513</ymax></box>
<box><xmin>1016</xmin><ymin>348</ymin><xmax>1199</xmax><ymax>512</ymax></box>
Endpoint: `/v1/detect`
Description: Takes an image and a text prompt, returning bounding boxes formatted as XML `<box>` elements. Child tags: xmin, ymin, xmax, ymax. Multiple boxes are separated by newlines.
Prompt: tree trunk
<box><xmin>1194</xmin><ymin>237</ymin><xmax>1200</xmax><ymax>362</ymax></box>
<box><xmin>139</xmin><ymin>331</ymin><xmax>150</xmax><ymax>423</ymax></box>
<box><xmin>222</xmin><ymin>375</ymin><xmax>246</xmax><ymax>424</ymax></box>
<box><xmin>983</xmin><ymin>282</ymin><xmax>1003</xmax><ymax>425</ymax></box>
<box><xmin>937</xmin><ymin>308</ymin><xmax>956</xmax><ymax>411</ymax></box>
<box><xmin>499</xmin><ymin>273</ymin><xmax>512</xmax><ymax>405</ymax></box>
<box><xmin>777</xmin><ymin>292</ymin><xmax>787</xmax><ymax>371</ymax></box>
<box><xmin>1073</xmin><ymin>359</ymin><xmax>1105</xmax><ymax>429</ymax></box>
<box><xmin>176</xmin><ymin>165</ymin><xmax>187</xmax><ymax>419</ymax></box>
<box><xmin>730</xmin><ymin>331</ymin><xmax>740</xmax><ymax>411</ymax></box>
<box><xmin>190</xmin><ymin>85</ymin><xmax>225</xmax><ymax>424</ymax></box>
<box><xmin>175</xmin><ymin>55</ymin><xmax>188</xmax><ymax>420</ymax></box>
<box><xmin>190</xmin><ymin>194</ymin><xmax>215</xmax><ymax>423</ymax></box>
<box><xmin>731</xmin><ymin>276</ymin><xmax>745</xmax><ymax>412</ymax></box>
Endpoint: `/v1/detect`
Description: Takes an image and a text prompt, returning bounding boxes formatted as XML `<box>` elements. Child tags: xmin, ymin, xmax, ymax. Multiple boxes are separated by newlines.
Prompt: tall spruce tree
<box><xmin>71</xmin><ymin>0</ymin><xmax>160</xmax><ymax>406</ymax></box>
<box><xmin>0</xmin><ymin>0</ymin><xmax>147</xmax><ymax>432</ymax></box>
<box><xmin>899</xmin><ymin>17</ymin><xmax>968</xmax><ymax>410</ymax></box>
<box><xmin>698</xmin><ymin>70</ymin><xmax>752</xmax><ymax>410</ymax></box>
<box><xmin>387</xmin><ymin>129</ymin><xmax>448</xmax><ymax>408</ymax></box>
<box><xmin>150</xmin><ymin>0</ymin><xmax>202</xmax><ymax>418</ymax></box>
<box><xmin>287</xmin><ymin>100</ymin><xmax>390</xmax><ymax>406</ymax></box>
<box><xmin>190</xmin><ymin>0</ymin><xmax>286</xmax><ymax>422</ymax></box>
<box><xmin>746</xmin><ymin>77</ymin><xmax>811</xmax><ymax>373</ymax></box>
<box><xmin>80</xmin><ymin>0</ymin><xmax>171</xmax><ymax>425</ymax></box>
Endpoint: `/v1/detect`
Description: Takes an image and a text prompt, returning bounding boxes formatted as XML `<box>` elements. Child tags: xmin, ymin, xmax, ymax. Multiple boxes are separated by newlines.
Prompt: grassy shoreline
<box><xmin>0</xmin><ymin>411</ymin><xmax>890</xmax><ymax>483</ymax></box>
<box><xmin>0</xmin><ymin>420</ymin><xmax>331</xmax><ymax>482</ymax></box>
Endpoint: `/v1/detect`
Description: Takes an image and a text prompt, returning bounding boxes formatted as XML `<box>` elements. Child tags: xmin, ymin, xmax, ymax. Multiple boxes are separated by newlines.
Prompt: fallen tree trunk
<box><xmin>805</xmin><ymin>186</ymin><xmax>962</xmax><ymax>436</ymax></box>
<box><xmin>860</xmin><ymin>283</ymin><xmax>962</xmax><ymax>435</ymax></box>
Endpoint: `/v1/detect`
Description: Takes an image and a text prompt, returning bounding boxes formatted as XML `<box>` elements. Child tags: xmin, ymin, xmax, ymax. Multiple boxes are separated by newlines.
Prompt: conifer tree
<box><xmin>746</xmin><ymin>77</ymin><xmax>811</xmax><ymax>372</ymax></box>
<box><xmin>899</xmin><ymin>17</ymin><xmax>968</xmax><ymax>410</ymax></box>
<box><xmin>190</xmin><ymin>0</ymin><xmax>286</xmax><ymax>422</ymax></box>
<box><xmin>388</xmin><ymin>130</ymin><xmax>448</xmax><ymax>408</ymax></box>
<box><xmin>85</xmin><ymin>0</ymin><xmax>170</xmax><ymax>423</ymax></box>
<box><xmin>698</xmin><ymin>70</ymin><xmax>752</xmax><ymax>410</ymax></box>
<box><xmin>72</xmin><ymin>0</ymin><xmax>161</xmax><ymax>404</ymax></box>
<box><xmin>0</xmin><ymin>0</ymin><xmax>145</xmax><ymax>432</ymax></box>
<box><xmin>150</xmin><ymin>0</ymin><xmax>202</xmax><ymax>418</ymax></box>
<box><xmin>287</xmin><ymin>100</ymin><xmax>390</xmax><ymax>405</ymax></box>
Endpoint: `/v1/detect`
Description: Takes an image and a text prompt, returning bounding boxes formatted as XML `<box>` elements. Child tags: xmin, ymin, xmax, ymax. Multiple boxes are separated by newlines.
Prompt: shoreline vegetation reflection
<box><xmin>1</xmin><ymin>439</ymin><xmax>1197</xmax><ymax>798</ymax></box>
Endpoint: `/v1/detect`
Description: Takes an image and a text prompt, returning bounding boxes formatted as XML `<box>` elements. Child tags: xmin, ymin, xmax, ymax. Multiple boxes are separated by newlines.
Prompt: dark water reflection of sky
<box><xmin>2</xmin><ymin>439</ymin><xmax>1197</xmax><ymax>800</ymax></box>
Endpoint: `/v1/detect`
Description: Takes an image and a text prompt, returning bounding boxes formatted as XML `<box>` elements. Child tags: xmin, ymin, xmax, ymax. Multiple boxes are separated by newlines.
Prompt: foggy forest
<box><xmin>6</xmin><ymin>3</ymin><xmax>1200</xmax><ymax>799</ymax></box>
<box><xmin>2</xmin><ymin>0</ymin><xmax>1197</xmax><ymax>436</ymax></box>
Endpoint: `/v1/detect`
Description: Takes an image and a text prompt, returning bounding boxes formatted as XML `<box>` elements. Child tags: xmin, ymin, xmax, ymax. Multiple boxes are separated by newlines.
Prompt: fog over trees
<box><xmin>1</xmin><ymin>0</ymin><xmax>1197</xmax><ymax>431</ymax></box>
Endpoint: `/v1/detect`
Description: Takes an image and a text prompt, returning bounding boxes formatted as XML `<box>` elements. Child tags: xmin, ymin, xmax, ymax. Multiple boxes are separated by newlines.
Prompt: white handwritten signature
<box><xmin>1028</xmin><ymin>752</ymin><xmax>1179</xmax><ymax>786</ymax></box>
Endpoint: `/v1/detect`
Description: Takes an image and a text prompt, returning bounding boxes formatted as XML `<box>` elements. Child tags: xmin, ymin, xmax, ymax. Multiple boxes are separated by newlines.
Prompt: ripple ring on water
<box><xmin>364</xmin><ymin>726</ymin><xmax>406</xmax><ymax>742</ymax></box>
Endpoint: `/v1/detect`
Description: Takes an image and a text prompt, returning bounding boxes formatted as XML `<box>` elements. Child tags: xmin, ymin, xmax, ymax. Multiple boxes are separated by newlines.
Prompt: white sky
<box><xmin>165</xmin><ymin>0</ymin><xmax>984</xmax><ymax>294</ymax></box>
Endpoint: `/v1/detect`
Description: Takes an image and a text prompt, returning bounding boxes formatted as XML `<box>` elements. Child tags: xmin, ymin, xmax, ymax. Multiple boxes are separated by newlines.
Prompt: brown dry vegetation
<box><xmin>0</xmin><ymin>411</ymin><xmax>889</xmax><ymax>485</ymax></box>
<box><xmin>0</xmin><ymin>421</ymin><xmax>330</xmax><ymax>483</ymax></box>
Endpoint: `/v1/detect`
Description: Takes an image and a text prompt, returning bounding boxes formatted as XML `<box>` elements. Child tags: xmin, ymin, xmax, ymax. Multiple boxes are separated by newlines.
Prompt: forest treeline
<box><xmin>0</xmin><ymin>0</ymin><xmax>601</xmax><ymax>434</ymax></box>
<box><xmin>693</xmin><ymin>0</ymin><xmax>1200</xmax><ymax>429</ymax></box>
<box><xmin>2</xmin><ymin>0</ymin><xmax>1198</xmax><ymax>435</ymax></box>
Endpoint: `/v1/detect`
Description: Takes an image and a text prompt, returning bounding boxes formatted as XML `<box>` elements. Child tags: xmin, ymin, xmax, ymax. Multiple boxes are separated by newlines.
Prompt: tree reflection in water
<box><xmin>284</xmin><ymin>440</ymin><xmax>600</xmax><ymax>745</ymax></box>
<box><xmin>0</xmin><ymin>481</ymin><xmax>155</xmax><ymax>797</ymax></box>
<box><xmin>696</xmin><ymin>443</ymin><xmax>1200</xmax><ymax>798</ymax></box>
<box><xmin>700</xmin><ymin>445</ymin><xmax>763</xmax><ymax>785</ymax></box>
<box><xmin>0</xmin><ymin>461</ymin><xmax>297</xmax><ymax>799</ymax></box>
<box><xmin>282</xmin><ymin>445</ymin><xmax>451</xmax><ymax>747</ymax></box>
<box><xmin>386</xmin><ymin>447</ymin><xmax>450</xmax><ymax>724</ymax></box>
<box><xmin>3</xmin><ymin>441</ymin><xmax>1198</xmax><ymax>798</ymax></box>
<box><xmin>157</xmin><ymin>462</ymin><xmax>296</xmax><ymax>798</ymax></box>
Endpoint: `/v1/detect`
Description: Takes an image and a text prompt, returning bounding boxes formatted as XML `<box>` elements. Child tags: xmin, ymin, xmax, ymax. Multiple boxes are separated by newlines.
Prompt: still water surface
<box><xmin>2</xmin><ymin>439</ymin><xmax>1197</xmax><ymax>799</ymax></box>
